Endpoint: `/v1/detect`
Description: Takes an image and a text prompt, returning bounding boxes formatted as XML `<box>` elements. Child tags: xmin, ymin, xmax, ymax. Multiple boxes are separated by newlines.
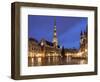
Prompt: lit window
<box><xmin>41</xmin><ymin>42</ymin><xmax>44</xmax><ymax>46</ymax></box>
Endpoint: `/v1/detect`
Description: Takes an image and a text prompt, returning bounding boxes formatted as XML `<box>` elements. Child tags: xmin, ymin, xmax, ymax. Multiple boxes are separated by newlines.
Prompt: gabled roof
<box><xmin>29</xmin><ymin>38</ymin><xmax>38</xmax><ymax>43</ymax></box>
<box><xmin>45</xmin><ymin>40</ymin><xmax>53</xmax><ymax>46</ymax></box>
<box><xmin>29</xmin><ymin>37</ymin><xmax>60</xmax><ymax>48</ymax></box>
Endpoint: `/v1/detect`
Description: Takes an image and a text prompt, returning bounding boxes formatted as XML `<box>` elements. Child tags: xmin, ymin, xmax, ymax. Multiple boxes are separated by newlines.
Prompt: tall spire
<box><xmin>54</xmin><ymin>16</ymin><xmax>56</xmax><ymax>28</ymax></box>
<box><xmin>53</xmin><ymin>17</ymin><xmax>58</xmax><ymax>48</ymax></box>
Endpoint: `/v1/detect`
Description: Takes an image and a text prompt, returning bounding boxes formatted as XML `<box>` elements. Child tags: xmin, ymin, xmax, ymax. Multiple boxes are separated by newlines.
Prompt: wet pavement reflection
<box><xmin>28</xmin><ymin>57</ymin><xmax>87</xmax><ymax>66</ymax></box>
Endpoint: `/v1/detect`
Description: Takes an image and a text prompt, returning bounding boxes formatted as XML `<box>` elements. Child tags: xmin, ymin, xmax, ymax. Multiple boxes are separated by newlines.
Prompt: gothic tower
<box><xmin>80</xmin><ymin>31</ymin><xmax>84</xmax><ymax>51</ymax></box>
<box><xmin>80</xmin><ymin>29</ymin><xmax>87</xmax><ymax>52</ymax></box>
<box><xmin>53</xmin><ymin>17</ymin><xmax>58</xmax><ymax>48</ymax></box>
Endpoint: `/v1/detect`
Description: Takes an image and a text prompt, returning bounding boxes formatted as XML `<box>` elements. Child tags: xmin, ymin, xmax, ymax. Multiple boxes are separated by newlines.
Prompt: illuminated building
<box><xmin>28</xmin><ymin>17</ymin><xmax>61</xmax><ymax>58</ymax></box>
<box><xmin>28</xmin><ymin>18</ymin><xmax>88</xmax><ymax>59</ymax></box>
<box><xmin>79</xmin><ymin>28</ymin><xmax>88</xmax><ymax>58</ymax></box>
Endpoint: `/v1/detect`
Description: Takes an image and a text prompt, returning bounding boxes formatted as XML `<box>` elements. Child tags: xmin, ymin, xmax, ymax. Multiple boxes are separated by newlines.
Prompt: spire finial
<box><xmin>81</xmin><ymin>31</ymin><xmax>83</xmax><ymax>35</ymax></box>
<box><xmin>54</xmin><ymin>16</ymin><xmax>56</xmax><ymax>27</ymax></box>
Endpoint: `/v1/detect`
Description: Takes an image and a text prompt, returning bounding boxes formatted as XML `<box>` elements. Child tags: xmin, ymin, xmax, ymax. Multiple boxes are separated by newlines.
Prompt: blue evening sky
<box><xmin>28</xmin><ymin>15</ymin><xmax>87</xmax><ymax>49</ymax></box>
